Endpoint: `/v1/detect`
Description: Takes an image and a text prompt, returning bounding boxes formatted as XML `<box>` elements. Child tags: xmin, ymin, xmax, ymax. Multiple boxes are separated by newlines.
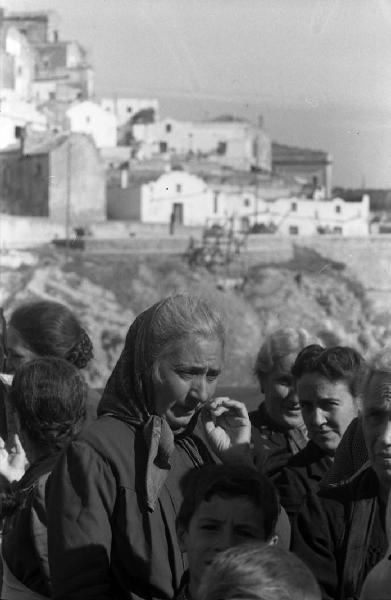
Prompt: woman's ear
<box><xmin>268</xmin><ymin>534</ymin><xmax>279</xmax><ymax>546</ymax></box>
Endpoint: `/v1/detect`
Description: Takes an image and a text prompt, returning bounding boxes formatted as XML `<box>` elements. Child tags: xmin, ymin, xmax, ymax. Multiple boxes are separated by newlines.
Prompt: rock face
<box><xmin>1</xmin><ymin>246</ymin><xmax>390</xmax><ymax>387</ymax></box>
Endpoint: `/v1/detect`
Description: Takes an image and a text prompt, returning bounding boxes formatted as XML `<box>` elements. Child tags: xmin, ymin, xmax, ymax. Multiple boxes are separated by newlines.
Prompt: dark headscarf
<box><xmin>98</xmin><ymin>299</ymin><xmax>175</xmax><ymax>511</ymax></box>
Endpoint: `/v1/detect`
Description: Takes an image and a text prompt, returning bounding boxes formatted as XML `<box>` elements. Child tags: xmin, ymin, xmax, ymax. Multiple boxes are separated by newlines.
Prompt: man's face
<box><xmin>180</xmin><ymin>494</ymin><xmax>270</xmax><ymax>597</ymax></box>
<box><xmin>363</xmin><ymin>372</ymin><xmax>391</xmax><ymax>490</ymax></box>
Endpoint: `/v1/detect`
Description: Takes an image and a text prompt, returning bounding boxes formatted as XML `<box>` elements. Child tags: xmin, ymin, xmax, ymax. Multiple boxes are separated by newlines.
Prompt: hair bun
<box><xmin>67</xmin><ymin>329</ymin><xmax>93</xmax><ymax>369</ymax></box>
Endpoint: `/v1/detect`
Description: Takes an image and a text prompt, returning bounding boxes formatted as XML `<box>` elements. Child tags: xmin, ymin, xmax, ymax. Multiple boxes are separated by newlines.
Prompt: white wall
<box><xmin>248</xmin><ymin>196</ymin><xmax>370</xmax><ymax>236</ymax></box>
<box><xmin>140</xmin><ymin>171</ymin><xmax>217</xmax><ymax>226</ymax></box>
<box><xmin>0</xmin><ymin>101</ymin><xmax>47</xmax><ymax>149</ymax></box>
<box><xmin>101</xmin><ymin>97</ymin><xmax>160</xmax><ymax>126</ymax></box>
<box><xmin>67</xmin><ymin>101</ymin><xmax>117</xmax><ymax>148</ymax></box>
<box><xmin>132</xmin><ymin>118</ymin><xmax>271</xmax><ymax>170</ymax></box>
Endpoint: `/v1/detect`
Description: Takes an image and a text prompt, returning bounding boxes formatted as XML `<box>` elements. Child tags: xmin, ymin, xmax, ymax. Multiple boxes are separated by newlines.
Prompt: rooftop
<box><xmin>272</xmin><ymin>142</ymin><xmax>331</xmax><ymax>164</ymax></box>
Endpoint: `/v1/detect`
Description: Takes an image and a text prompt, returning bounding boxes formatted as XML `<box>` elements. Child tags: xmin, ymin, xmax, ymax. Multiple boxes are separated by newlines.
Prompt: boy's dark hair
<box><xmin>10</xmin><ymin>301</ymin><xmax>93</xmax><ymax>369</ymax></box>
<box><xmin>291</xmin><ymin>344</ymin><xmax>367</xmax><ymax>397</ymax></box>
<box><xmin>177</xmin><ymin>464</ymin><xmax>280</xmax><ymax>540</ymax></box>
<box><xmin>11</xmin><ymin>357</ymin><xmax>87</xmax><ymax>452</ymax></box>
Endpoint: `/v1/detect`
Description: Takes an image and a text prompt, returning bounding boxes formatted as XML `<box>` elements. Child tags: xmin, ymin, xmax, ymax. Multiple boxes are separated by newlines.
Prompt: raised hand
<box><xmin>201</xmin><ymin>397</ymin><xmax>252</xmax><ymax>464</ymax></box>
<box><xmin>0</xmin><ymin>434</ymin><xmax>28</xmax><ymax>482</ymax></box>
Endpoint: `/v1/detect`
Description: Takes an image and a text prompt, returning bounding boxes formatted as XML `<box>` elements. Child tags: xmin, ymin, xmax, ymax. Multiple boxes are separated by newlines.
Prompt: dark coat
<box><xmin>272</xmin><ymin>441</ymin><xmax>333</xmax><ymax>521</ymax></box>
<box><xmin>1</xmin><ymin>453</ymin><xmax>61</xmax><ymax>597</ymax></box>
<box><xmin>291</xmin><ymin>467</ymin><xmax>388</xmax><ymax>600</ymax></box>
<box><xmin>250</xmin><ymin>403</ymin><xmax>307</xmax><ymax>475</ymax></box>
<box><xmin>47</xmin><ymin>301</ymin><xmax>216</xmax><ymax>600</ymax></box>
<box><xmin>47</xmin><ymin>414</ymin><xmax>213</xmax><ymax>600</ymax></box>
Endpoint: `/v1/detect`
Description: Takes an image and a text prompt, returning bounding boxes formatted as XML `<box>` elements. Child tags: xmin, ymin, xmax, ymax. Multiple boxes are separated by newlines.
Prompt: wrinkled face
<box><xmin>363</xmin><ymin>373</ymin><xmax>391</xmax><ymax>490</ymax></box>
<box><xmin>261</xmin><ymin>353</ymin><xmax>303</xmax><ymax>429</ymax></box>
<box><xmin>297</xmin><ymin>374</ymin><xmax>358</xmax><ymax>454</ymax></box>
<box><xmin>152</xmin><ymin>336</ymin><xmax>223</xmax><ymax>431</ymax></box>
<box><xmin>6</xmin><ymin>326</ymin><xmax>37</xmax><ymax>374</ymax></box>
<box><xmin>181</xmin><ymin>494</ymin><xmax>268</xmax><ymax>596</ymax></box>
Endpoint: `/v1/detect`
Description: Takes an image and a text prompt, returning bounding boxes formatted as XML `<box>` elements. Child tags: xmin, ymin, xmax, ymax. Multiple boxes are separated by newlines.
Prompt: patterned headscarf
<box><xmin>98</xmin><ymin>299</ymin><xmax>175</xmax><ymax>511</ymax></box>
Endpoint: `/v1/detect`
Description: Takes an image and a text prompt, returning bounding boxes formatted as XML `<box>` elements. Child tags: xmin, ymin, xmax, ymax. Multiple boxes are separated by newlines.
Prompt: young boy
<box><xmin>176</xmin><ymin>464</ymin><xmax>280</xmax><ymax>600</ymax></box>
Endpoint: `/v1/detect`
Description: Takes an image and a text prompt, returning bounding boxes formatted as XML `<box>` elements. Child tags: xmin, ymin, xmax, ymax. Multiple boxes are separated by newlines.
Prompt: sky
<box><xmin>3</xmin><ymin>0</ymin><xmax>391</xmax><ymax>188</ymax></box>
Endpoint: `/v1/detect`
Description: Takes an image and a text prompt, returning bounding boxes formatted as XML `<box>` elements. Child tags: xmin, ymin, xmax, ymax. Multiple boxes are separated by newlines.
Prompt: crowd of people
<box><xmin>0</xmin><ymin>294</ymin><xmax>390</xmax><ymax>600</ymax></box>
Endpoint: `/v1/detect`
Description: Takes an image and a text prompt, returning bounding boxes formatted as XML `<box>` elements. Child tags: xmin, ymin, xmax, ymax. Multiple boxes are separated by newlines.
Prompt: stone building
<box><xmin>272</xmin><ymin>142</ymin><xmax>333</xmax><ymax>198</ymax></box>
<box><xmin>0</xmin><ymin>132</ymin><xmax>105</xmax><ymax>224</ymax></box>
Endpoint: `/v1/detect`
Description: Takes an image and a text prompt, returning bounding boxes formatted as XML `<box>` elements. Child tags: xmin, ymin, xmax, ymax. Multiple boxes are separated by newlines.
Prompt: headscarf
<box><xmin>98</xmin><ymin>299</ymin><xmax>175</xmax><ymax>511</ymax></box>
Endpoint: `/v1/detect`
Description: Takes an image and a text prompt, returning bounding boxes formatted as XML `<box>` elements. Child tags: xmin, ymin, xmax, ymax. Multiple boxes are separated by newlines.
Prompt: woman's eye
<box><xmin>200</xmin><ymin>524</ymin><xmax>218</xmax><ymax>531</ymax></box>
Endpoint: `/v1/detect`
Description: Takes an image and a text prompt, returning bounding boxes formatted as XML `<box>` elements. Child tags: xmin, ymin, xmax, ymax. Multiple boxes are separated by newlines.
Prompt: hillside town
<box><xmin>1</xmin><ymin>5</ymin><xmax>391</xmax><ymax>600</ymax></box>
<box><xmin>0</xmin><ymin>7</ymin><xmax>374</xmax><ymax>250</ymax></box>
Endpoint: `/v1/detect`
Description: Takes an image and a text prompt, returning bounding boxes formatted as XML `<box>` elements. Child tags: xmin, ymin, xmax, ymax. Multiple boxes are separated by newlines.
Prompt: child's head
<box><xmin>199</xmin><ymin>543</ymin><xmax>321</xmax><ymax>600</ymax></box>
<box><xmin>177</xmin><ymin>465</ymin><xmax>280</xmax><ymax>598</ymax></box>
<box><xmin>11</xmin><ymin>357</ymin><xmax>87</xmax><ymax>455</ymax></box>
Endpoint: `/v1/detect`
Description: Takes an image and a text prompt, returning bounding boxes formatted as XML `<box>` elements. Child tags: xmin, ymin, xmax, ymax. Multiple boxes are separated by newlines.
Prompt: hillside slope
<box><xmin>1</xmin><ymin>246</ymin><xmax>389</xmax><ymax>387</ymax></box>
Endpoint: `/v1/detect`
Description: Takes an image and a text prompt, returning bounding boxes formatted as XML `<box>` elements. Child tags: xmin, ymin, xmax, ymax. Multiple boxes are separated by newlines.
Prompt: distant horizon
<box><xmin>2</xmin><ymin>0</ymin><xmax>391</xmax><ymax>188</ymax></box>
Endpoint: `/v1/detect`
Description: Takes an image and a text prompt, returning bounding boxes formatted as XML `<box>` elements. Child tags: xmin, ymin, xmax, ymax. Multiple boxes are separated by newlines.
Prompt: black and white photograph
<box><xmin>0</xmin><ymin>1</ymin><xmax>391</xmax><ymax>599</ymax></box>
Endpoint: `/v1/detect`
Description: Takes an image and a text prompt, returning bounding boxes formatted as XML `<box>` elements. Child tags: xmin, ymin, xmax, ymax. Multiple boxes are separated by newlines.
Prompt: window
<box><xmin>35</xmin><ymin>163</ymin><xmax>42</xmax><ymax>177</ymax></box>
<box><xmin>289</xmin><ymin>225</ymin><xmax>299</xmax><ymax>235</ymax></box>
<box><xmin>291</xmin><ymin>202</ymin><xmax>297</xmax><ymax>212</ymax></box>
<box><xmin>216</xmin><ymin>141</ymin><xmax>227</xmax><ymax>155</ymax></box>
<box><xmin>335</xmin><ymin>205</ymin><xmax>341</xmax><ymax>214</ymax></box>
<box><xmin>159</xmin><ymin>141</ymin><xmax>168</xmax><ymax>153</ymax></box>
<box><xmin>127</xmin><ymin>106</ymin><xmax>132</xmax><ymax>113</ymax></box>
<box><xmin>176</xmin><ymin>183</ymin><xmax>182</xmax><ymax>194</ymax></box>
<box><xmin>86</xmin><ymin>116</ymin><xmax>91</xmax><ymax>124</ymax></box>
<box><xmin>166</xmin><ymin>123</ymin><xmax>172</xmax><ymax>133</ymax></box>
<box><xmin>333</xmin><ymin>226</ymin><xmax>343</xmax><ymax>234</ymax></box>
<box><xmin>214</xmin><ymin>192</ymin><xmax>219</xmax><ymax>214</ymax></box>
<box><xmin>244</xmin><ymin>198</ymin><xmax>250</xmax><ymax>207</ymax></box>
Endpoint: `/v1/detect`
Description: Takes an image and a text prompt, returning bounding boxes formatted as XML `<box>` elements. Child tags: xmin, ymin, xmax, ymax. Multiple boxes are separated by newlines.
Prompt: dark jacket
<box><xmin>272</xmin><ymin>440</ymin><xmax>333</xmax><ymax>520</ymax></box>
<box><xmin>250</xmin><ymin>403</ymin><xmax>307</xmax><ymax>475</ymax></box>
<box><xmin>291</xmin><ymin>467</ymin><xmax>388</xmax><ymax>600</ymax></box>
<box><xmin>1</xmin><ymin>453</ymin><xmax>61</xmax><ymax>597</ymax></box>
<box><xmin>47</xmin><ymin>414</ymin><xmax>213</xmax><ymax>600</ymax></box>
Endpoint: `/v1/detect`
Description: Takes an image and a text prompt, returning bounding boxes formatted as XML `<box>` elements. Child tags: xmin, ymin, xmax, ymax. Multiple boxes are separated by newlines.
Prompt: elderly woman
<box><xmin>273</xmin><ymin>344</ymin><xmax>366</xmax><ymax>521</ymax></box>
<box><xmin>46</xmin><ymin>295</ymin><xmax>253</xmax><ymax>600</ymax></box>
<box><xmin>0</xmin><ymin>357</ymin><xmax>87</xmax><ymax>599</ymax></box>
<box><xmin>250</xmin><ymin>328</ymin><xmax>316</xmax><ymax>474</ymax></box>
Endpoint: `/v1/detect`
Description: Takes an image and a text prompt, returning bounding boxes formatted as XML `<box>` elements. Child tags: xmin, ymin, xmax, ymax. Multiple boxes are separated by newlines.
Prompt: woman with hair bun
<box><xmin>4</xmin><ymin>300</ymin><xmax>97</xmax><ymax>438</ymax></box>
<box><xmin>6</xmin><ymin>300</ymin><xmax>93</xmax><ymax>372</ymax></box>
<box><xmin>0</xmin><ymin>357</ymin><xmax>87</xmax><ymax>599</ymax></box>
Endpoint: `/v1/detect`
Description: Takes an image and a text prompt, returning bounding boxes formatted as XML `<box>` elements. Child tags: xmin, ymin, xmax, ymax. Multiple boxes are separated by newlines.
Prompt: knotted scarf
<box><xmin>98</xmin><ymin>300</ymin><xmax>176</xmax><ymax>511</ymax></box>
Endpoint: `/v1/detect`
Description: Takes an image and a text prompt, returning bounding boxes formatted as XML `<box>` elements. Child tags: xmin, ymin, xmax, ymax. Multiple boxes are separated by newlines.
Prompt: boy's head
<box><xmin>199</xmin><ymin>543</ymin><xmax>321</xmax><ymax>600</ymax></box>
<box><xmin>177</xmin><ymin>465</ymin><xmax>280</xmax><ymax>598</ymax></box>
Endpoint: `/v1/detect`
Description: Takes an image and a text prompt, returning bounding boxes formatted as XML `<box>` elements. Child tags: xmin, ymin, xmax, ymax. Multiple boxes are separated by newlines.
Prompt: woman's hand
<box><xmin>0</xmin><ymin>434</ymin><xmax>28</xmax><ymax>482</ymax></box>
<box><xmin>201</xmin><ymin>397</ymin><xmax>253</xmax><ymax>465</ymax></box>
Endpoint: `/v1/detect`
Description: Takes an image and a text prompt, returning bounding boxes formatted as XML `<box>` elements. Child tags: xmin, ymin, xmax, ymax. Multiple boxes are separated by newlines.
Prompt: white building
<box><xmin>101</xmin><ymin>97</ymin><xmax>159</xmax><ymax>126</ymax></box>
<box><xmin>107</xmin><ymin>169</ymin><xmax>222</xmax><ymax>225</ymax></box>
<box><xmin>0</xmin><ymin>99</ymin><xmax>47</xmax><ymax>149</ymax></box>
<box><xmin>132</xmin><ymin>117</ymin><xmax>271</xmax><ymax>172</ymax></box>
<box><xmin>1</xmin><ymin>26</ymin><xmax>35</xmax><ymax>101</ymax></box>
<box><xmin>66</xmin><ymin>101</ymin><xmax>117</xmax><ymax>148</ymax></box>
<box><xmin>244</xmin><ymin>195</ymin><xmax>370</xmax><ymax>236</ymax></box>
